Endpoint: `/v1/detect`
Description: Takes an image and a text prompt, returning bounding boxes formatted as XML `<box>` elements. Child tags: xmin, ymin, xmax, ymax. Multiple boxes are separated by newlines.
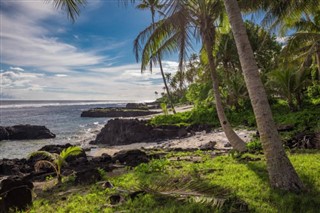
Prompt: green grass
<box><xmin>29</xmin><ymin>151</ymin><xmax>320</xmax><ymax>213</ymax></box>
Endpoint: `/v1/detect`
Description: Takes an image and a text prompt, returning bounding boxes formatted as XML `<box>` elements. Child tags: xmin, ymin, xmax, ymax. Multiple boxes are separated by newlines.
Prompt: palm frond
<box><xmin>60</xmin><ymin>146</ymin><xmax>83</xmax><ymax>160</ymax></box>
<box><xmin>34</xmin><ymin>160</ymin><xmax>58</xmax><ymax>174</ymax></box>
<box><xmin>49</xmin><ymin>0</ymin><xmax>87</xmax><ymax>22</ymax></box>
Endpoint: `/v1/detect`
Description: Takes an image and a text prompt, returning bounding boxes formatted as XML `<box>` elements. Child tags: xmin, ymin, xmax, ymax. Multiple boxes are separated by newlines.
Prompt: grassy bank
<box><xmin>29</xmin><ymin>150</ymin><xmax>320</xmax><ymax>213</ymax></box>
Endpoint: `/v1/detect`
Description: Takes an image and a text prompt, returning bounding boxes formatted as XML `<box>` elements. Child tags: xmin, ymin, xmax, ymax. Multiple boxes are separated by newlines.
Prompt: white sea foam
<box><xmin>0</xmin><ymin>100</ymin><xmax>131</xmax><ymax>109</ymax></box>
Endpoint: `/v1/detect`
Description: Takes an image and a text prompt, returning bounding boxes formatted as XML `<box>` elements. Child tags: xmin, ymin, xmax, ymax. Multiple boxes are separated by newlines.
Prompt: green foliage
<box><xmin>160</xmin><ymin>102</ymin><xmax>168</xmax><ymax>115</ymax></box>
<box><xmin>135</xmin><ymin>159</ymin><xmax>170</xmax><ymax>174</ymax></box>
<box><xmin>30</xmin><ymin>151</ymin><xmax>320</xmax><ymax>213</ymax></box>
<box><xmin>307</xmin><ymin>83</ymin><xmax>320</xmax><ymax>104</ymax></box>
<box><xmin>246</xmin><ymin>140</ymin><xmax>263</xmax><ymax>154</ymax></box>
<box><xmin>29</xmin><ymin>146</ymin><xmax>83</xmax><ymax>183</ymax></box>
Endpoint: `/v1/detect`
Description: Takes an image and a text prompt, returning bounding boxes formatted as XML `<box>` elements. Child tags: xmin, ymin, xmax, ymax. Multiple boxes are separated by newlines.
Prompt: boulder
<box><xmin>0</xmin><ymin>159</ymin><xmax>32</xmax><ymax>176</ymax></box>
<box><xmin>74</xmin><ymin>168</ymin><xmax>102</xmax><ymax>185</ymax></box>
<box><xmin>0</xmin><ymin>125</ymin><xmax>55</xmax><ymax>141</ymax></box>
<box><xmin>0</xmin><ymin>176</ymin><xmax>33</xmax><ymax>212</ymax></box>
<box><xmin>113</xmin><ymin>149</ymin><xmax>149</xmax><ymax>167</ymax></box>
<box><xmin>0</xmin><ymin>127</ymin><xmax>9</xmax><ymax>141</ymax></box>
<box><xmin>93</xmin><ymin>119</ymin><xmax>189</xmax><ymax>146</ymax></box>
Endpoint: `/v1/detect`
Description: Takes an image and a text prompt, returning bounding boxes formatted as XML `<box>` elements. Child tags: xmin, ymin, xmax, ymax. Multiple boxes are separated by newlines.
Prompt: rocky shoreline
<box><xmin>0</xmin><ymin>125</ymin><xmax>55</xmax><ymax>141</ymax></box>
<box><xmin>81</xmin><ymin>102</ymin><xmax>161</xmax><ymax>118</ymax></box>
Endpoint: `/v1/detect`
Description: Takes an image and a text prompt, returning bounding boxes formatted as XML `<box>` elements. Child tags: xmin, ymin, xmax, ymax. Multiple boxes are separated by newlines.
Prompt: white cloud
<box><xmin>9</xmin><ymin>67</ymin><xmax>24</xmax><ymax>72</ymax></box>
<box><xmin>55</xmin><ymin>74</ymin><xmax>68</xmax><ymax>77</ymax></box>
<box><xmin>0</xmin><ymin>1</ymin><xmax>180</xmax><ymax>100</ymax></box>
<box><xmin>0</xmin><ymin>1</ymin><xmax>106</xmax><ymax>73</ymax></box>
<box><xmin>0</xmin><ymin>61</ymin><xmax>179</xmax><ymax>100</ymax></box>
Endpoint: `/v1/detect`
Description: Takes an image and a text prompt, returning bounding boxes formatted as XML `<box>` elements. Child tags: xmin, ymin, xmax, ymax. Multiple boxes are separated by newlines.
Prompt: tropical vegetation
<box><xmin>23</xmin><ymin>0</ymin><xmax>320</xmax><ymax>212</ymax></box>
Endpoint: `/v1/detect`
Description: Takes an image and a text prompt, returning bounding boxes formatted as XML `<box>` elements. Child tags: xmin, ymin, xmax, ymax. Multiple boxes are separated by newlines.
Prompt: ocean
<box><xmin>0</xmin><ymin>100</ymin><xmax>131</xmax><ymax>159</ymax></box>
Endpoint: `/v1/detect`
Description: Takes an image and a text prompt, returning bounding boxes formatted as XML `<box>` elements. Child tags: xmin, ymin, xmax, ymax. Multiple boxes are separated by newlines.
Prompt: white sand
<box><xmin>88</xmin><ymin>129</ymin><xmax>255</xmax><ymax>157</ymax></box>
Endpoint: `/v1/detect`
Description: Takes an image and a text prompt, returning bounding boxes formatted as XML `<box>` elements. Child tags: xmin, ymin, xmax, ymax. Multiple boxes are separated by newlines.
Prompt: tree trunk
<box><xmin>223</xmin><ymin>0</ymin><xmax>304</xmax><ymax>192</ymax></box>
<box><xmin>159</xmin><ymin>58</ymin><xmax>177</xmax><ymax>113</ymax></box>
<box><xmin>203</xmin><ymin>31</ymin><xmax>247</xmax><ymax>153</ymax></box>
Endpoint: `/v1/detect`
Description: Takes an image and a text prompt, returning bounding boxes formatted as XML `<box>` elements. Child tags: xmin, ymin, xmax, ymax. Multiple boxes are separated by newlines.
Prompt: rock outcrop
<box><xmin>92</xmin><ymin>119</ymin><xmax>188</xmax><ymax>146</ymax></box>
<box><xmin>112</xmin><ymin>149</ymin><xmax>149</xmax><ymax>167</ymax></box>
<box><xmin>0</xmin><ymin>125</ymin><xmax>55</xmax><ymax>141</ymax></box>
<box><xmin>0</xmin><ymin>176</ymin><xmax>33</xmax><ymax>212</ymax></box>
<box><xmin>81</xmin><ymin>108</ymin><xmax>160</xmax><ymax>118</ymax></box>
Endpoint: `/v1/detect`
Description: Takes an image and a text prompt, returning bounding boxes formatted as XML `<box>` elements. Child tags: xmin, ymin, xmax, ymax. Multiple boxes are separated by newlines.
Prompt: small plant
<box><xmin>160</xmin><ymin>102</ymin><xmax>169</xmax><ymax>115</ymax></box>
<box><xmin>29</xmin><ymin>146</ymin><xmax>83</xmax><ymax>184</ymax></box>
<box><xmin>246</xmin><ymin>140</ymin><xmax>263</xmax><ymax>154</ymax></box>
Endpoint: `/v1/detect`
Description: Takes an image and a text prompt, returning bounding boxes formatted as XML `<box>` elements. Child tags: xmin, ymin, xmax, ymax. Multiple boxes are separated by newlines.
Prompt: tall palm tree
<box><xmin>136</xmin><ymin>0</ymin><xmax>176</xmax><ymax>114</ymax></box>
<box><xmin>134</xmin><ymin>0</ymin><xmax>247</xmax><ymax>152</ymax></box>
<box><xmin>223</xmin><ymin>0</ymin><xmax>304</xmax><ymax>192</ymax></box>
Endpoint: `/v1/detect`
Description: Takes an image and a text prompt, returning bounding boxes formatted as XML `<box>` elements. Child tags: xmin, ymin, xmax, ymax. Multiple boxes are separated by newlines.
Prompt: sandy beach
<box><xmin>88</xmin><ymin>129</ymin><xmax>255</xmax><ymax>157</ymax></box>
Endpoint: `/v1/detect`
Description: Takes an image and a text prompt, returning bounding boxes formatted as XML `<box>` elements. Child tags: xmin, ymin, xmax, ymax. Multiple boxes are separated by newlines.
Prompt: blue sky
<box><xmin>0</xmin><ymin>0</ymin><xmax>181</xmax><ymax>101</ymax></box>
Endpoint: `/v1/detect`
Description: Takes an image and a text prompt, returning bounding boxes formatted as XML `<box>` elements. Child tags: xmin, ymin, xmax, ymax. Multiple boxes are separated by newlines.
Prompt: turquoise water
<box><xmin>0</xmin><ymin>100</ymin><xmax>128</xmax><ymax>159</ymax></box>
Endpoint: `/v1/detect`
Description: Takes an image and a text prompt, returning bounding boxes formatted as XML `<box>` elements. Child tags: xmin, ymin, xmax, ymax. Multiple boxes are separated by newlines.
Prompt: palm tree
<box><xmin>136</xmin><ymin>0</ymin><xmax>176</xmax><ymax>113</ymax></box>
<box><xmin>134</xmin><ymin>0</ymin><xmax>247</xmax><ymax>152</ymax></box>
<box><xmin>283</xmin><ymin>13</ymin><xmax>320</xmax><ymax>81</ymax></box>
<box><xmin>223</xmin><ymin>0</ymin><xmax>304</xmax><ymax>192</ymax></box>
<box><xmin>29</xmin><ymin>146</ymin><xmax>83</xmax><ymax>184</ymax></box>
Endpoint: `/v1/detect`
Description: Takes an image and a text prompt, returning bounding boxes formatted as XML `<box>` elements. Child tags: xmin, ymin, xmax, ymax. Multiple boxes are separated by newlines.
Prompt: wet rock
<box><xmin>0</xmin><ymin>127</ymin><xmax>9</xmax><ymax>141</ymax></box>
<box><xmin>0</xmin><ymin>176</ymin><xmax>33</xmax><ymax>212</ymax></box>
<box><xmin>113</xmin><ymin>149</ymin><xmax>149</xmax><ymax>167</ymax></box>
<box><xmin>93</xmin><ymin>119</ymin><xmax>189</xmax><ymax>146</ymax></box>
<box><xmin>75</xmin><ymin>168</ymin><xmax>102</xmax><ymax>185</ymax></box>
<box><xmin>0</xmin><ymin>125</ymin><xmax>55</xmax><ymax>141</ymax></box>
<box><xmin>92</xmin><ymin>153</ymin><xmax>112</xmax><ymax>163</ymax></box>
<box><xmin>199</xmin><ymin>141</ymin><xmax>217</xmax><ymax>150</ymax></box>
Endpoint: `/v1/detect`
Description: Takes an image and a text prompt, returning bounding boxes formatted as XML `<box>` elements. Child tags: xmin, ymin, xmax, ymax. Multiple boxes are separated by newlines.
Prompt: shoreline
<box><xmin>87</xmin><ymin>129</ymin><xmax>255</xmax><ymax>157</ymax></box>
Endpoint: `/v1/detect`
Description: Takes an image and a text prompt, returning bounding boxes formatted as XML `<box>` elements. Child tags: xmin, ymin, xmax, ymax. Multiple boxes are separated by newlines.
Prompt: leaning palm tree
<box><xmin>29</xmin><ymin>146</ymin><xmax>83</xmax><ymax>184</ymax></box>
<box><xmin>136</xmin><ymin>0</ymin><xmax>176</xmax><ymax>114</ymax></box>
<box><xmin>223</xmin><ymin>0</ymin><xmax>304</xmax><ymax>192</ymax></box>
<box><xmin>134</xmin><ymin>0</ymin><xmax>247</xmax><ymax>152</ymax></box>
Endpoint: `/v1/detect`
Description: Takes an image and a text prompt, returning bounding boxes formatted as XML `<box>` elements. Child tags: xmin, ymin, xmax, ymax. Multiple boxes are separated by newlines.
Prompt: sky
<box><xmin>0</xmin><ymin>0</ymin><xmax>181</xmax><ymax>101</ymax></box>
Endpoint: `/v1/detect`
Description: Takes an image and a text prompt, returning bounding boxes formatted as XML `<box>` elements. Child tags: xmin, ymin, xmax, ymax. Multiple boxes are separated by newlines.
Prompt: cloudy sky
<box><xmin>0</xmin><ymin>0</ymin><xmax>180</xmax><ymax>101</ymax></box>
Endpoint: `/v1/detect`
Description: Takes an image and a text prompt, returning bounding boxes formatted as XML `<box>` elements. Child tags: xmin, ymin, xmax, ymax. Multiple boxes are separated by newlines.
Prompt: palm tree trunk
<box><xmin>223</xmin><ymin>0</ymin><xmax>304</xmax><ymax>192</ymax></box>
<box><xmin>159</xmin><ymin>58</ymin><xmax>176</xmax><ymax>113</ymax></box>
<box><xmin>151</xmin><ymin>9</ymin><xmax>176</xmax><ymax>114</ymax></box>
<box><xmin>203</xmin><ymin>31</ymin><xmax>247</xmax><ymax>152</ymax></box>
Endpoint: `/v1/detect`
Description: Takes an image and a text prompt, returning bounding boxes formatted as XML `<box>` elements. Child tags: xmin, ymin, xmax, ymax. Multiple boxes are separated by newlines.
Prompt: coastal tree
<box><xmin>134</xmin><ymin>0</ymin><xmax>248</xmax><ymax>152</ymax></box>
<box><xmin>136</xmin><ymin>0</ymin><xmax>177</xmax><ymax>113</ymax></box>
<box><xmin>223</xmin><ymin>0</ymin><xmax>305</xmax><ymax>192</ymax></box>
